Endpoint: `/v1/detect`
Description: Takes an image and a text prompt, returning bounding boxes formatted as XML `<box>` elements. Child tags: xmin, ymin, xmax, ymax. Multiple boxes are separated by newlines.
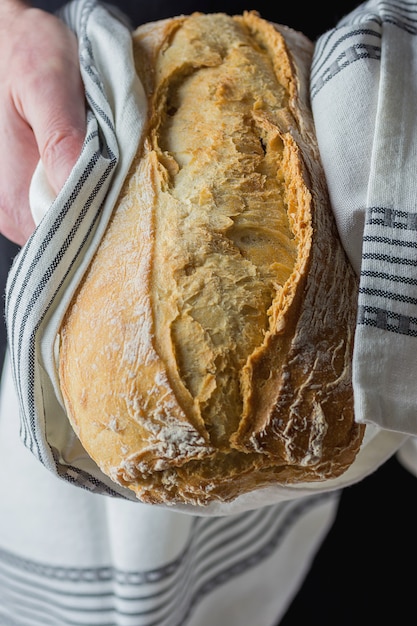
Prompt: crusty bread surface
<box><xmin>58</xmin><ymin>11</ymin><xmax>365</xmax><ymax>505</ymax></box>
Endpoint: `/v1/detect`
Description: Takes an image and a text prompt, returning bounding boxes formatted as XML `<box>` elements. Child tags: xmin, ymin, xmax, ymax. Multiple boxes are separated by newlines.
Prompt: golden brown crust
<box><xmin>58</xmin><ymin>12</ymin><xmax>364</xmax><ymax>506</ymax></box>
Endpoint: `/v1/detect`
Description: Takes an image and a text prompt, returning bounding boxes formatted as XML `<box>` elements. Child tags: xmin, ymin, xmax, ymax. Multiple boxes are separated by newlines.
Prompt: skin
<box><xmin>0</xmin><ymin>0</ymin><xmax>86</xmax><ymax>244</ymax></box>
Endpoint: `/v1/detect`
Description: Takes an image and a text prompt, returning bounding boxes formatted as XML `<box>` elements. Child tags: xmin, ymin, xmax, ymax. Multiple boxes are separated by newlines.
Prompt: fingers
<box><xmin>0</xmin><ymin>7</ymin><xmax>86</xmax><ymax>245</ymax></box>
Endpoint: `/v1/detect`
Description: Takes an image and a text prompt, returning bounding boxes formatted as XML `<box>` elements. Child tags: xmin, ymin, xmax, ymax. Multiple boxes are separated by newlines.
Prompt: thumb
<box><xmin>32</xmin><ymin>65</ymin><xmax>86</xmax><ymax>194</ymax></box>
<box><xmin>15</xmin><ymin>15</ymin><xmax>86</xmax><ymax>195</ymax></box>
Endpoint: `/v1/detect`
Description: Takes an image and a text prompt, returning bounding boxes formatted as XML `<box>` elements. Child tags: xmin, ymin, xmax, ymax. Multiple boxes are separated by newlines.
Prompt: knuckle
<box><xmin>41</xmin><ymin>128</ymin><xmax>80</xmax><ymax>168</ymax></box>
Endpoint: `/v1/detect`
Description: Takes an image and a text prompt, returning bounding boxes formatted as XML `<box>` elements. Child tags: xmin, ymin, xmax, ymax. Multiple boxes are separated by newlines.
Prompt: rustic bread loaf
<box><xmin>58</xmin><ymin>11</ymin><xmax>365</xmax><ymax>505</ymax></box>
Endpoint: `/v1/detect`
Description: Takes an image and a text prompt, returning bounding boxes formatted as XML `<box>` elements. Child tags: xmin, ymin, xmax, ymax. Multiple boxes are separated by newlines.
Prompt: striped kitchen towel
<box><xmin>312</xmin><ymin>0</ymin><xmax>417</xmax><ymax>436</ymax></box>
<box><xmin>5</xmin><ymin>0</ymin><xmax>147</xmax><ymax>499</ymax></box>
<box><xmin>3</xmin><ymin>0</ymin><xmax>411</xmax><ymax>508</ymax></box>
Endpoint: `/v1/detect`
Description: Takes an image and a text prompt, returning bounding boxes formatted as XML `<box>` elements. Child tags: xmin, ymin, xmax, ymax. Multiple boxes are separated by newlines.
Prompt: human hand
<box><xmin>0</xmin><ymin>0</ymin><xmax>86</xmax><ymax>245</ymax></box>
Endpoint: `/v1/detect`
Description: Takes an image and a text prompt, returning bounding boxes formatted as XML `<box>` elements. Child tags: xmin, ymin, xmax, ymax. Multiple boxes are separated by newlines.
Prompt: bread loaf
<box><xmin>58</xmin><ymin>11</ymin><xmax>365</xmax><ymax>505</ymax></box>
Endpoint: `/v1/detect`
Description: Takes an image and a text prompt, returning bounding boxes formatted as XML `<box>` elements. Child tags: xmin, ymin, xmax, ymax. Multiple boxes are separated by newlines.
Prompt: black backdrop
<box><xmin>31</xmin><ymin>0</ymin><xmax>362</xmax><ymax>41</ymax></box>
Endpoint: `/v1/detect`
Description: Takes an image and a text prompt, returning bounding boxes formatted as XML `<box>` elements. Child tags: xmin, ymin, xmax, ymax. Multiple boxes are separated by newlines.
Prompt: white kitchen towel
<box><xmin>312</xmin><ymin>0</ymin><xmax>417</xmax><ymax>436</ymax></box>
<box><xmin>5</xmin><ymin>0</ymin><xmax>148</xmax><ymax>500</ymax></box>
<box><xmin>4</xmin><ymin>0</ymin><xmax>409</xmax><ymax>511</ymax></box>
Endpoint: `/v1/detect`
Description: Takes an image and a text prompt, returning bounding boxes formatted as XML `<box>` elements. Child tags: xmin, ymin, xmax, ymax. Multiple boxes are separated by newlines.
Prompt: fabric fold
<box><xmin>5</xmin><ymin>0</ymin><xmax>147</xmax><ymax>499</ymax></box>
<box><xmin>312</xmin><ymin>0</ymin><xmax>417</xmax><ymax>436</ymax></box>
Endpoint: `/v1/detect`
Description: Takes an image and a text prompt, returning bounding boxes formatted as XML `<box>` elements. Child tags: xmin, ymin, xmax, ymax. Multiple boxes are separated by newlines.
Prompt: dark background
<box><xmin>31</xmin><ymin>0</ymin><xmax>361</xmax><ymax>41</ymax></box>
<box><xmin>3</xmin><ymin>1</ymin><xmax>417</xmax><ymax>624</ymax></box>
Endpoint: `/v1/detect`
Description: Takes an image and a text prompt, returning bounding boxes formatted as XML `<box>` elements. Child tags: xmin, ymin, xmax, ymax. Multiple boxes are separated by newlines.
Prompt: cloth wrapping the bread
<box><xmin>312</xmin><ymin>0</ymin><xmax>417</xmax><ymax>437</ymax></box>
<box><xmin>6</xmin><ymin>0</ymin><xmax>147</xmax><ymax>501</ymax></box>
<box><xmin>4</xmin><ymin>0</ymin><xmax>411</xmax><ymax>513</ymax></box>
